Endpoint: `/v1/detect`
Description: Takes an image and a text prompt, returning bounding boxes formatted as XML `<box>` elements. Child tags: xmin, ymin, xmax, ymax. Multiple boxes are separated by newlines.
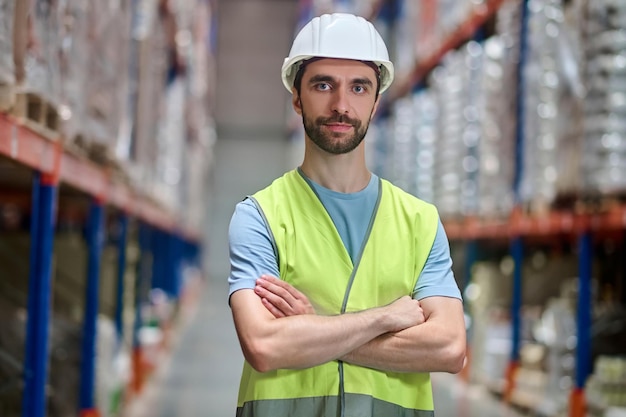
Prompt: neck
<box><xmin>300</xmin><ymin>142</ymin><xmax>371</xmax><ymax>193</ymax></box>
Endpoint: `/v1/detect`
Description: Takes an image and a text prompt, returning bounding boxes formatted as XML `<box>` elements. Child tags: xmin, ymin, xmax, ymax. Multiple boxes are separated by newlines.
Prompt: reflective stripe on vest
<box><xmin>239</xmin><ymin>170</ymin><xmax>440</xmax><ymax>416</ymax></box>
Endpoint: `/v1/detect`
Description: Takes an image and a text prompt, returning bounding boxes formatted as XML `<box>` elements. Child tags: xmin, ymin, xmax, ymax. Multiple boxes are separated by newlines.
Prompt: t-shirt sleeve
<box><xmin>228</xmin><ymin>198</ymin><xmax>280</xmax><ymax>302</ymax></box>
<box><xmin>413</xmin><ymin>219</ymin><xmax>462</xmax><ymax>301</ymax></box>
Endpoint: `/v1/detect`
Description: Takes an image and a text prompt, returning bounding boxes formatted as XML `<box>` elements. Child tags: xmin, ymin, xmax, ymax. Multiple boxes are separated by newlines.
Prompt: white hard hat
<box><xmin>281</xmin><ymin>13</ymin><xmax>394</xmax><ymax>94</ymax></box>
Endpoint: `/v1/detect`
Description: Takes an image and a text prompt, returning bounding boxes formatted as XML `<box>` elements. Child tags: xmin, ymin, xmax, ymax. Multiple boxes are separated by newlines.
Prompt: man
<box><xmin>228</xmin><ymin>13</ymin><xmax>466</xmax><ymax>417</ymax></box>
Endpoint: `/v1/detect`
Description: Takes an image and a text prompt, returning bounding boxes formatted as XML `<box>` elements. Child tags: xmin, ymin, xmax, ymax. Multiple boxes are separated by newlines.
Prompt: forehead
<box><xmin>302</xmin><ymin>58</ymin><xmax>377</xmax><ymax>81</ymax></box>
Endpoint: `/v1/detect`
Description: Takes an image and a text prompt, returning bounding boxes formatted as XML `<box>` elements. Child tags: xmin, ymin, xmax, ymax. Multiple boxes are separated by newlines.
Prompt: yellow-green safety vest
<box><xmin>237</xmin><ymin>170</ymin><xmax>440</xmax><ymax>417</ymax></box>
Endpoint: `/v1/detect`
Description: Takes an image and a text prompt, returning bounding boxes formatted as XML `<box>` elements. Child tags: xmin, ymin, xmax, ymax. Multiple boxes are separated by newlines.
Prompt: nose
<box><xmin>330</xmin><ymin>89</ymin><xmax>349</xmax><ymax>114</ymax></box>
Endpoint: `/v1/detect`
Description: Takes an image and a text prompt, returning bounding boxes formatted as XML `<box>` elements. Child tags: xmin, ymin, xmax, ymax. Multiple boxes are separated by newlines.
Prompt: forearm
<box><xmin>231</xmin><ymin>290</ymin><xmax>419</xmax><ymax>373</ymax></box>
<box><xmin>250</xmin><ymin>308</ymin><xmax>389</xmax><ymax>371</ymax></box>
<box><xmin>341</xmin><ymin>320</ymin><xmax>466</xmax><ymax>373</ymax></box>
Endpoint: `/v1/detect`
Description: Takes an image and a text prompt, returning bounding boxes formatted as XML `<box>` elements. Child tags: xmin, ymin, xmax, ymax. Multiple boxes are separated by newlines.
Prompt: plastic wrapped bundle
<box><xmin>476</xmin><ymin>37</ymin><xmax>516</xmax><ymax>217</ymax></box>
<box><xmin>459</xmin><ymin>41</ymin><xmax>485</xmax><ymax>216</ymax></box>
<box><xmin>520</xmin><ymin>0</ymin><xmax>583</xmax><ymax>209</ymax></box>
<box><xmin>82</xmin><ymin>0</ymin><xmax>132</xmax><ymax>160</ymax></box>
<box><xmin>431</xmin><ymin>50</ymin><xmax>469</xmax><ymax>218</ymax></box>
<box><xmin>582</xmin><ymin>0</ymin><xmax>626</xmax><ymax>194</ymax></box>
<box><xmin>438</xmin><ymin>0</ymin><xmax>476</xmax><ymax>42</ymax></box>
<box><xmin>388</xmin><ymin>97</ymin><xmax>418</xmax><ymax>194</ymax></box>
<box><xmin>10</xmin><ymin>0</ymin><xmax>62</xmax><ymax>136</ymax></box>
<box><xmin>16</xmin><ymin>0</ymin><xmax>62</xmax><ymax>104</ymax></box>
<box><xmin>0</xmin><ymin>0</ymin><xmax>15</xmax><ymax>110</ymax></box>
<box><xmin>413</xmin><ymin>89</ymin><xmax>439</xmax><ymax>204</ymax></box>
<box><xmin>57</xmin><ymin>0</ymin><xmax>90</xmax><ymax>143</ymax></box>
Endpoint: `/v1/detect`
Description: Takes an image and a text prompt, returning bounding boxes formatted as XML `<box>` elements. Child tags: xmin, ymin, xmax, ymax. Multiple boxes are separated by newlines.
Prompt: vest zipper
<box><xmin>337</xmin><ymin>179</ymin><xmax>383</xmax><ymax>417</ymax></box>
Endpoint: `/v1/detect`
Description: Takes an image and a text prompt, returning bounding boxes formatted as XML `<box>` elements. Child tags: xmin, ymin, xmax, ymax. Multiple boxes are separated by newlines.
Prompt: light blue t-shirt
<box><xmin>228</xmin><ymin>171</ymin><xmax>462</xmax><ymax>302</ymax></box>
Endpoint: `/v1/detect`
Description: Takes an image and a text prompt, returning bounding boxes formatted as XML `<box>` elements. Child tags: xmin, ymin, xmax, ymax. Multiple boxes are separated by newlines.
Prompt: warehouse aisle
<box><xmin>121</xmin><ymin>137</ymin><xmax>526</xmax><ymax>417</ymax></box>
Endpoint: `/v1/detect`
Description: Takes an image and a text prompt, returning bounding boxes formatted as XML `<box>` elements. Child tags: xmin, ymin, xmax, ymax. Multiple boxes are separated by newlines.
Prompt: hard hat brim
<box><xmin>281</xmin><ymin>55</ymin><xmax>394</xmax><ymax>94</ymax></box>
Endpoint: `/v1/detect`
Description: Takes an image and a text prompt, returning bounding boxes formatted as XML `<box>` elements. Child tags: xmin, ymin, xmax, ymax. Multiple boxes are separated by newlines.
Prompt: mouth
<box><xmin>324</xmin><ymin>123</ymin><xmax>354</xmax><ymax>133</ymax></box>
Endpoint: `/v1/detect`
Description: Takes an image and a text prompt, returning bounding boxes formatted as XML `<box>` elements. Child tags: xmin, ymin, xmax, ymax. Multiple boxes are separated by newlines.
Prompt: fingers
<box><xmin>255</xmin><ymin>278</ymin><xmax>295</xmax><ymax>315</ymax></box>
<box><xmin>385</xmin><ymin>296</ymin><xmax>426</xmax><ymax>332</ymax></box>
<box><xmin>255</xmin><ymin>275</ymin><xmax>316</xmax><ymax>316</ymax></box>
<box><xmin>258</xmin><ymin>275</ymin><xmax>308</xmax><ymax>302</ymax></box>
<box><xmin>261</xmin><ymin>297</ymin><xmax>285</xmax><ymax>318</ymax></box>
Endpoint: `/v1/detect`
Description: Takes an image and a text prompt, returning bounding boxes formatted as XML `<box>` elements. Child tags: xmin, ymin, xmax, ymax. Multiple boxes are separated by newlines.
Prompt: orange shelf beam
<box><xmin>0</xmin><ymin>113</ymin><xmax>199</xmax><ymax>242</ymax></box>
<box><xmin>444</xmin><ymin>206</ymin><xmax>626</xmax><ymax>240</ymax></box>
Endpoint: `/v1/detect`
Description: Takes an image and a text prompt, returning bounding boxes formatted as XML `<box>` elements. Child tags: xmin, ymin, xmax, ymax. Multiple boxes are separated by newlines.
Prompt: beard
<box><xmin>302</xmin><ymin>110</ymin><xmax>371</xmax><ymax>155</ymax></box>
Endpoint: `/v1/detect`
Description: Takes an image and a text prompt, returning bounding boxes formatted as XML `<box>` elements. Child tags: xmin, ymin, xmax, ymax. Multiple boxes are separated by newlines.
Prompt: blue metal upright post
<box><xmin>22</xmin><ymin>172</ymin><xmax>58</xmax><ymax>417</ymax></box>
<box><xmin>571</xmin><ymin>229</ymin><xmax>592</xmax><ymax>417</ymax></box>
<box><xmin>505</xmin><ymin>0</ymin><xmax>530</xmax><ymax>402</ymax></box>
<box><xmin>114</xmin><ymin>214</ymin><xmax>129</xmax><ymax>347</ymax></box>
<box><xmin>79</xmin><ymin>199</ymin><xmax>105</xmax><ymax>417</ymax></box>
<box><xmin>131</xmin><ymin>223</ymin><xmax>151</xmax><ymax>394</ymax></box>
<box><xmin>505</xmin><ymin>235</ymin><xmax>524</xmax><ymax>401</ymax></box>
<box><xmin>510</xmin><ymin>236</ymin><xmax>523</xmax><ymax>363</ymax></box>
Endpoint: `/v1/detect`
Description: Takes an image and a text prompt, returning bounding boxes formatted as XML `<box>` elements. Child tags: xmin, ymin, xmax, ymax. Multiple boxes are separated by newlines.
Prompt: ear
<box><xmin>370</xmin><ymin>96</ymin><xmax>381</xmax><ymax>121</ymax></box>
<box><xmin>292</xmin><ymin>88</ymin><xmax>303</xmax><ymax>115</ymax></box>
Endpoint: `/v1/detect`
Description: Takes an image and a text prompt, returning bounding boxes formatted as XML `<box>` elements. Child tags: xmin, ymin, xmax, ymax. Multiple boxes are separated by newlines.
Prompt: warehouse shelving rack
<box><xmin>312</xmin><ymin>0</ymin><xmax>626</xmax><ymax>416</ymax></box>
<box><xmin>0</xmin><ymin>111</ymin><xmax>203</xmax><ymax>417</ymax></box>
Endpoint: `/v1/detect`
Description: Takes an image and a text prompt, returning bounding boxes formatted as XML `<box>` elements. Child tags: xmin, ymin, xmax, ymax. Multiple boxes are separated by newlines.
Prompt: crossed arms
<box><xmin>230</xmin><ymin>275</ymin><xmax>466</xmax><ymax>374</ymax></box>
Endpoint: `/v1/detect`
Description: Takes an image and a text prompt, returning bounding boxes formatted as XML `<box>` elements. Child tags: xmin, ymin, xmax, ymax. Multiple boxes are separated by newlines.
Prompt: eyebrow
<box><xmin>308</xmin><ymin>74</ymin><xmax>374</xmax><ymax>87</ymax></box>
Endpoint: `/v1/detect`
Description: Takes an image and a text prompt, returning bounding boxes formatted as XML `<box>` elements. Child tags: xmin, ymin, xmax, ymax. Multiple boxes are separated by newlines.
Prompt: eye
<box><xmin>315</xmin><ymin>82</ymin><xmax>331</xmax><ymax>91</ymax></box>
<box><xmin>353</xmin><ymin>85</ymin><xmax>367</xmax><ymax>94</ymax></box>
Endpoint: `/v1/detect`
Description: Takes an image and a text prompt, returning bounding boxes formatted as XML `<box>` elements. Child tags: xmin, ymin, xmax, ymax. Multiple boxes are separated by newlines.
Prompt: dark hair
<box><xmin>293</xmin><ymin>58</ymin><xmax>382</xmax><ymax>100</ymax></box>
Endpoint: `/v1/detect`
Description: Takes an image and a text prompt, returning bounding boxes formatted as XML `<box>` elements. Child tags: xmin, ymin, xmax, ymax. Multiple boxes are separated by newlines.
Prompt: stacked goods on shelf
<box><xmin>472</xmin><ymin>0</ymin><xmax>523</xmax><ymax>218</ymax></box>
<box><xmin>587</xmin><ymin>356</ymin><xmax>626</xmax><ymax>414</ymax></box>
<box><xmin>377</xmin><ymin>1</ymin><xmax>519</xmax><ymax>217</ymax></box>
<box><xmin>81</xmin><ymin>1</ymin><xmax>133</xmax><ymax>167</ymax></box>
<box><xmin>130</xmin><ymin>0</ymin><xmax>215</xmax><ymax>229</ymax></box>
<box><xmin>0</xmin><ymin>0</ymin><xmax>15</xmax><ymax>111</ymax></box>
<box><xmin>57</xmin><ymin>0</ymin><xmax>90</xmax><ymax>147</ymax></box>
<box><xmin>581</xmin><ymin>0</ymin><xmax>626</xmax><ymax>195</ymax></box>
<box><xmin>412</xmin><ymin>90</ymin><xmax>438</xmax><ymax>203</ymax></box>
<box><xmin>95</xmin><ymin>317</ymin><xmax>128</xmax><ymax>417</ymax></box>
<box><xmin>430</xmin><ymin>50</ymin><xmax>470</xmax><ymax>218</ymax></box>
<box><xmin>529</xmin><ymin>279</ymin><xmax>578</xmax><ymax>415</ymax></box>
<box><xmin>387</xmin><ymin>97</ymin><xmax>418</xmax><ymax>195</ymax></box>
<box><xmin>465</xmin><ymin>261</ymin><xmax>516</xmax><ymax>391</ymax></box>
<box><xmin>437</xmin><ymin>0</ymin><xmax>476</xmax><ymax>45</ymax></box>
<box><xmin>475</xmin><ymin>36</ymin><xmax>516</xmax><ymax>217</ymax></box>
<box><xmin>182</xmin><ymin>0</ymin><xmax>216</xmax><ymax>232</ymax></box>
<box><xmin>520</xmin><ymin>0</ymin><xmax>583</xmax><ymax>211</ymax></box>
<box><xmin>389</xmin><ymin>1</ymin><xmax>419</xmax><ymax>77</ymax></box>
<box><xmin>129</xmin><ymin>0</ymin><xmax>172</xmax><ymax>209</ymax></box>
<box><xmin>465</xmin><ymin>255</ymin><xmax>579</xmax><ymax>395</ymax></box>
<box><xmin>12</xmin><ymin>0</ymin><xmax>62</xmax><ymax>139</ymax></box>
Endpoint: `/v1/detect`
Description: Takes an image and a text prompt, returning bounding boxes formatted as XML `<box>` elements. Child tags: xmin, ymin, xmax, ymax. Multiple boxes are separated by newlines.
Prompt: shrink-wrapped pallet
<box><xmin>520</xmin><ymin>0</ymin><xmax>584</xmax><ymax>210</ymax></box>
<box><xmin>12</xmin><ymin>0</ymin><xmax>62</xmax><ymax>137</ymax></box>
<box><xmin>129</xmin><ymin>0</ymin><xmax>169</xmax><ymax>202</ymax></box>
<box><xmin>431</xmin><ymin>50</ymin><xmax>468</xmax><ymax>218</ymax></box>
<box><xmin>57</xmin><ymin>0</ymin><xmax>90</xmax><ymax>145</ymax></box>
<box><xmin>0</xmin><ymin>0</ymin><xmax>16</xmax><ymax>111</ymax></box>
<box><xmin>82</xmin><ymin>0</ymin><xmax>132</xmax><ymax>165</ymax></box>
<box><xmin>581</xmin><ymin>0</ymin><xmax>626</xmax><ymax>195</ymax></box>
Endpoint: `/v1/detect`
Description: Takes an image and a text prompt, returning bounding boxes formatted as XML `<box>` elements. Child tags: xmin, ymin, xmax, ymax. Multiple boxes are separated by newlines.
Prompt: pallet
<box><xmin>65</xmin><ymin>133</ymin><xmax>130</xmax><ymax>184</ymax></box>
<box><xmin>0</xmin><ymin>81</ymin><xmax>16</xmax><ymax>112</ymax></box>
<box><xmin>526</xmin><ymin>191</ymin><xmax>626</xmax><ymax>216</ymax></box>
<box><xmin>10</xmin><ymin>92</ymin><xmax>61</xmax><ymax>140</ymax></box>
<box><xmin>573</xmin><ymin>191</ymin><xmax>626</xmax><ymax>214</ymax></box>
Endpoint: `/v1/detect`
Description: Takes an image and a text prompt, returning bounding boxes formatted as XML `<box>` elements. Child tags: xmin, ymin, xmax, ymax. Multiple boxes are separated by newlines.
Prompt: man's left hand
<box><xmin>255</xmin><ymin>275</ymin><xmax>316</xmax><ymax>317</ymax></box>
